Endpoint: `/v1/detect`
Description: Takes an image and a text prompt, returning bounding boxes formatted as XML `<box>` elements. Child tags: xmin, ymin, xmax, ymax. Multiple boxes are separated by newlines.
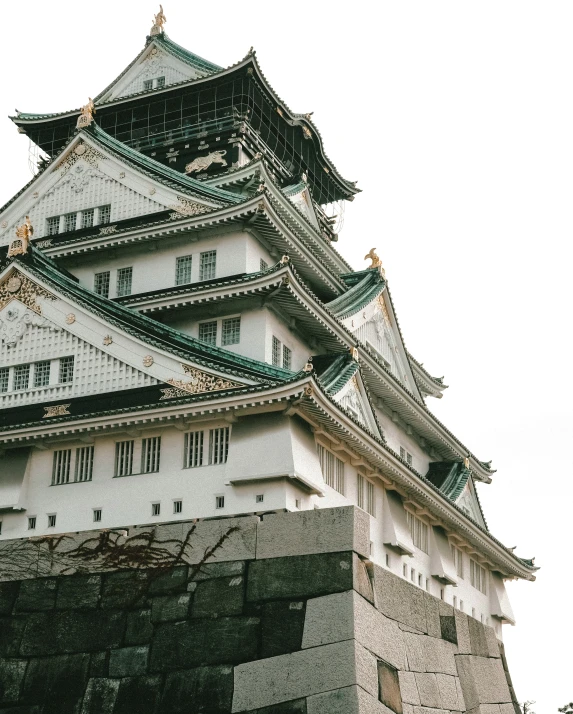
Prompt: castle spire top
<box><xmin>150</xmin><ymin>5</ymin><xmax>167</xmax><ymax>36</ymax></box>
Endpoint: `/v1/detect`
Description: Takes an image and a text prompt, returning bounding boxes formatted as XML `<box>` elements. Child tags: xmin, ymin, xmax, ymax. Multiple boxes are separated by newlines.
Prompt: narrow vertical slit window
<box><xmin>59</xmin><ymin>356</ymin><xmax>75</xmax><ymax>384</ymax></box>
<box><xmin>175</xmin><ymin>255</ymin><xmax>193</xmax><ymax>285</ymax></box>
<box><xmin>198</xmin><ymin>321</ymin><xmax>217</xmax><ymax>345</ymax></box>
<box><xmin>75</xmin><ymin>446</ymin><xmax>94</xmax><ymax>482</ymax></box>
<box><xmin>141</xmin><ymin>437</ymin><xmax>161</xmax><ymax>474</ymax></box>
<box><xmin>13</xmin><ymin>364</ymin><xmax>30</xmax><ymax>391</ymax></box>
<box><xmin>209</xmin><ymin>427</ymin><xmax>230</xmax><ymax>465</ymax></box>
<box><xmin>117</xmin><ymin>267</ymin><xmax>133</xmax><ymax>297</ymax></box>
<box><xmin>222</xmin><ymin>317</ymin><xmax>240</xmax><ymax>346</ymax></box>
<box><xmin>94</xmin><ymin>271</ymin><xmax>110</xmax><ymax>298</ymax></box>
<box><xmin>366</xmin><ymin>480</ymin><xmax>376</xmax><ymax>516</ymax></box>
<box><xmin>52</xmin><ymin>450</ymin><xmax>72</xmax><ymax>485</ymax></box>
<box><xmin>184</xmin><ymin>430</ymin><xmax>204</xmax><ymax>468</ymax></box>
<box><xmin>199</xmin><ymin>250</ymin><xmax>217</xmax><ymax>280</ymax></box>
<box><xmin>357</xmin><ymin>473</ymin><xmax>365</xmax><ymax>509</ymax></box>
<box><xmin>115</xmin><ymin>440</ymin><xmax>134</xmax><ymax>477</ymax></box>
<box><xmin>34</xmin><ymin>360</ymin><xmax>51</xmax><ymax>388</ymax></box>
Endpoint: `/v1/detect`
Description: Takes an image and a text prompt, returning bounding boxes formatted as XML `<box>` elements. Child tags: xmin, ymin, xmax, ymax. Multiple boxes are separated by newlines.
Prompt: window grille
<box><xmin>175</xmin><ymin>255</ymin><xmax>193</xmax><ymax>285</ymax></box>
<box><xmin>260</xmin><ymin>259</ymin><xmax>268</xmax><ymax>271</ymax></box>
<box><xmin>117</xmin><ymin>267</ymin><xmax>133</xmax><ymax>297</ymax></box>
<box><xmin>199</xmin><ymin>250</ymin><xmax>216</xmax><ymax>280</ymax></box>
<box><xmin>152</xmin><ymin>503</ymin><xmax>161</xmax><ymax>516</ymax></box>
<box><xmin>366</xmin><ymin>480</ymin><xmax>376</xmax><ymax>516</ymax></box>
<box><xmin>209</xmin><ymin>427</ymin><xmax>229</xmax><ymax>465</ymax></box>
<box><xmin>272</xmin><ymin>336</ymin><xmax>281</xmax><ymax>366</ymax></box>
<box><xmin>256</xmin><ymin>494</ymin><xmax>264</xmax><ymax>503</ymax></box>
<box><xmin>184</xmin><ymin>430</ymin><xmax>204</xmax><ymax>468</ymax></box>
<box><xmin>28</xmin><ymin>517</ymin><xmax>36</xmax><ymax>530</ymax></box>
<box><xmin>451</xmin><ymin>544</ymin><xmax>464</xmax><ymax>578</ymax></box>
<box><xmin>59</xmin><ymin>356</ymin><xmax>75</xmax><ymax>384</ymax></box>
<box><xmin>0</xmin><ymin>367</ymin><xmax>9</xmax><ymax>393</ymax></box>
<box><xmin>470</xmin><ymin>558</ymin><xmax>487</xmax><ymax>594</ymax></box>
<box><xmin>406</xmin><ymin>510</ymin><xmax>429</xmax><ymax>553</ymax></box>
<box><xmin>356</xmin><ymin>473</ymin><xmax>375</xmax><ymax>515</ymax></box>
<box><xmin>81</xmin><ymin>209</ymin><xmax>94</xmax><ymax>229</ymax></box>
<box><xmin>75</xmin><ymin>446</ymin><xmax>94</xmax><ymax>482</ymax></box>
<box><xmin>222</xmin><ymin>317</ymin><xmax>240</xmax><ymax>346</ymax></box>
<box><xmin>52</xmin><ymin>450</ymin><xmax>71</xmax><ymax>485</ymax></box>
<box><xmin>93</xmin><ymin>509</ymin><xmax>102</xmax><ymax>523</ymax></box>
<box><xmin>400</xmin><ymin>446</ymin><xmax>413</xmax><ymax>466</ymax></box>
<box><xmin>64</xmin><ymin>213</ymin><xmax>77</xmax><ymax>232</ymax></box>
<box><xmin>13</xmin><ymin>364</ymin><xmax>30</xmax><ymax>391</ymax></box>
<box><xmin>115</xmin><ymin>440</ymin><xmax>134</xmax><ymax>477</ymax></box>
<box><xmin>94</xmin><ymin>271</ymin><xmax>110</xmax><ymax>298</ymax></box>
<box><xmin>141</xmin><ymin>437</ymin><xmax>161</xmax><ymax>473</ymax></box>
<box><xmin>47</xmin><ymin>216</ymin><xmax>60</xmax><ymax>235</ymax></box>
<box><xmin>143</xmin><ymin>79</ymin><xmax>153</xmax><ymax>91</ymax></box>
<box><xmin>156</xmin><ymin>76</ymin><xmax>166</xmax><ymax>88</ymax></box>
<box><xmin>215</xmin><ymin>496</ymin><xmax>225</xmax><ymax>509</ymax></box>
<box><xmin>173</xmin><ymin>500</ymin><xmax>183</xmax><ymax>514</ymax></box>
<box><xmin>48</xmin><ymin>514</ymin><xmax>57</xmax><ymax>528</ymax></box>
<box><xmin>34</xmin><ymin>360</ymin><xmax>51</xmax><ymax>388</ymax></box>
<box><xmin>98</xmin><ymin>205</ymin><xmax>111</xmax><ymax>224</ymax></box>
<box><xmin>283</xmin><ymin>345</ymin><xmax>292</xmax><ymax>370</ymax></box>
<box><xmin>198</xmin><ymin>321</ymin><xmax>217</xmax><ymax>345</ymax></box>
<box><xmin>317</xmin><ymin>444</ymin><xmax>344</xmax><ymax>494</ymax></box>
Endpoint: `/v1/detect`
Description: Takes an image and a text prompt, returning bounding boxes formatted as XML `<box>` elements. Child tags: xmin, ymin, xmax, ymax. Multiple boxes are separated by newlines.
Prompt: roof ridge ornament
<box><xmin>7</xmin><ymin>216</ymin><xmax>33</xmax><ymax>257</ymax></box>
<box><xmin>76</xmin><ymin>98</ymin><xmax>95</xmax><ymax>130</ymax></box>
<box><xmin>150</xmin><ymin>5</ymin><xmax>166</xmax><ymax>36</ymax></box>
<box><xmin>364</xmin><ymin>247</ymin><xmax>386</xmax><ymax>277</ymax></box>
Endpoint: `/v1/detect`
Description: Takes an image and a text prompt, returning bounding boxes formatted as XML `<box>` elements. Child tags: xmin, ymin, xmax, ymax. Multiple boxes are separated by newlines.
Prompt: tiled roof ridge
<box><xmin>407</xmin><ymin>350</ymin><xmax>448</xmax><ymax>388</ymax></box>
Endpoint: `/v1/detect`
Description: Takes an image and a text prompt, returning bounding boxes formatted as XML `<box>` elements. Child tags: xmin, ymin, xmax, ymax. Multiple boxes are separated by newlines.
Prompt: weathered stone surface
<box><xmin>415</xmin><ymin>673</ymin><xmax>441</xmax><ymax>708</ymax></box>
<box><xmin>109</xmin><ymin>645</ymin><xmax>149</xmax><ymax>677</ymax></box>
<box><xmin>0</xmin><ymin>617</ymin><xmax>26</xmax><ymax>657</ymax></box>
<box><xmin>468</xmin><ymin>618</ymin><xmax>489</xmax><ymax>658</ymax></box>
<box><xmin>19</xmin><ymin>610</ymin><xmax>125</xmax><ymax>656</ymax></box>
<box><xmin>148</xmin><ymin>566</ymin><xmax>189</xmax><ymax>595</ymax></box>
<box><xmin>372</xmin><ymin>565</ymin><xmax>427</xmax><ymax>633</ymax></box>
<box><xmin>21</xmin><ymin>653</ymin><xmax>89</xmax><ymax>714</ymax></box>
<box><xmin>56</xmin><ymin>575</ymin><xmax>101</xmax><ymax>610</ymax></box>
<box><xmin>307</xmin><ymin>686</ymin><xmax>395</xmax><ymax>714</ymax></box>
<box><xmin>0</xmin><ymin>582</ymin><xmax>20</xmax><ymax>615</ymax></box>
<box><xmin>0</xmin><ymin>660</ymin><xmax>27</xmax><ymax>705</ymax></box>
<box><xmin>435</xmin><ymin>674</ymin><xmax>462</xmax><ymax>710</ymax></box>
<box><xmin>456</xmin><ymin>656</ymin><xmax>512</xmax><ymax>707</ymax></box>
<box><xmin>160</xmin><ymin>665</ymin><xmax>234</xmax><ymax>714</ymax></box>
<box><xmin>354</xmin><ymin>557</ymin><xmax>375</xmax><ymax>604</ymax></box>
<box><xmin>379</xmin><ymin>661</ymin><xmax>403</xmax><ymax>713</ymax></box>
<box><xmin>261</xmin><ymin>600</ymin><xmax>306</xmax><ymax>658</ymax></box>
<box><xmin>101</xmin><ymin>571</ymin><xmax>152</xmax><ymax>610</ymax></box>
<box><xmin>16</xmin><ymin>579</ymin><xmax>57</xmax><ymax>612</ymax></box>
<box><xmin>191</xmin><ymin>560</ymin><xmax>245</xmax><ymax>582</ymax></box>
<box><xmin>403</xmin><ymin>632</ymin><xmax>427</xmax><ymax>672</ymax></box>
<box><xmin>80</xmin><ymin>677</ymin><xmax>119</xmax><ymax>714</ymax></box>
<box><xmin>247</xmin><ymin>552</ymin><xmax>354</xmax><ymax>602</ymax></box>
<box><xmin>454</xmin><ymin>610</ymin><xmax>471</xmax><ymax>654</ymax></box>
<box><xmin>192</xmin><ymin>575</ymin><xmax>244</xmax><ymax>618</ymax></box>
<box><xmin>422</xmin><ymin>637</ymin><xmax>457</xmax><ymax>676</ymax></box>
<box><xmin>398</xmin><ymin>672</ymin><xmax>421</xmax><ymax>706</ymax></box>
<box><xmin>425</xmin><ymin>597</ymin><xmax>441</xmax><ymax>639</ymax></box>
<box><xmin>232</xmin><ymin>641</ymin><xmax>375</xmax><ymax>712</ymax></box>
<box><xmin>152</xmin><ymin>593</ymin><xmax>192</xmax><ymax>622</ymax></box>
<box><xmin>484</xmin><ymin>626</ymin><xmax>501</xmax><ymax>659</ymax></box>
<box><xmin>248</xmin><ymin>699</ymin><xmax>307</xmax><ymax>714</ymax></box>
<box><xmin>88</xmin><ymin>651</ymin><xmax>108</xmax><ymax>677</ymax></box>
<box><xmin>150</xmin><ymin>616</ymin><xmax>259</xmax><ymax>671</ymax></box>
<box><xmin>125</xmin><ymin>609</ymin><xmax>153</xmax><ymax>645</ymax></box>
<box><xmin>256</xmin><ymin>507</ymin><xmax>370</xmax><ymax>560</ymax></box>
<box><xmin>440</xmin><ymin>616</ymin><xmax>457</xmax><ymax>645</ymax></box>
<box><xmin>113</xmin><ymin>676</ymin><xmax>162</xmax><ymax>714</ymax></box>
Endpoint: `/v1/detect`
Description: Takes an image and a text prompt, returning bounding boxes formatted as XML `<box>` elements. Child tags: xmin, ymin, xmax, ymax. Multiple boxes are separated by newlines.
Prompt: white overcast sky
<box><xmin>1</xmin><ymin>2</ymin><xmax>570</xmax><ymax>709</ymax></box>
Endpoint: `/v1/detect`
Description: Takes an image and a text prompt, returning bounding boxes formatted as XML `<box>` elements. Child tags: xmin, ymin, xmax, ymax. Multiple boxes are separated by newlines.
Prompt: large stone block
<box><xmin>484</xmin><ymin>626</ymin><xmax>501</xmax><ymax>659</ymax></box>
<box><xmin>425</xmin><ymin>597</ymin><xmax>441</xmax><ymax>639</ymax></box>
<box><xmin>101</xmin><ymin>571</ymin><xmax>152</xmax><ymax>610</ymax></box>
<box><xmin>150</xmin><ymin>616</ymin><xmax>259</xmax><ymax>671</ymax></box>
<box><xmin>152</xmin><ymin>593</ymin><xmax>192</xmax><ymax>623</ymax></box>
<box><xmin>421</xmin><ymin>636</ymin><xmax>458</xmax><ymax>676</ymax></box>
<box><xmin>125</xmin><ymin>609</ymin><xmax>153</xmax><ymax>645</ymax></box>
<box><xmin>80</xmin><ymin>678</ymin><xmax>120</xmax><ymax>714</ymax></box>
<box><xmin>468</xmin><ymin>618</ymin><xmax>489</xmax><ymax>658</ymax></box>
<box><xmin>456</xmin><ymin>656</ymin><xmax>512</xmax><ymax>707</ymax></box>
<box><xmin>20</xmin><ymin>653</ymin><xmax>90</xmax><ymax>714</ymax></box>
<box><xmin>16</xmin><ymin>579</ymin><xmax>57</xmax><ymax>612</ymax></box>
<box><xmin>0</xmin><ymin>617</ymin><xmax>26</xmax><ymax>657</ymax></box>
<box><xmin>414</xmin><ymin>673</ymin><xmax>441</xmax><ymax>708</ymax></box>
<box><xmin>109</xmin><ymin>645</ymin><xmax>149</xmax><ymax>677</ymax></box>
<box><xmin>398</xmin><ymin>672</ymin><xmax>421</xmax><ymax>706</ymax></box>
<box><xmin>256</xmin><ymin>507</ymin><xmax>370</xmax><ymax>560</ymax></box>
<box><xmin>56</xmin><ymin>575</ymin><xmax>101</xmax><ymax>610</ymax></box>
<box><xmin>247</xmin><ymin>552</ymin><xmax>355</xmax><ymax>602</ymax></box>
<box><xmin>435</xmin><ymin>674</ymin><xmax>462</xmax><ymax>710</ymax></box>
<box><xmin>113</xmin><ymin>676</ymin><xmax>162</xmax><ymax>714</ymax></box>
<box><xmin>260</xmin><ymin>600</ymin><xmax>306</xmax><ymax>658</ymax></box>
<box><xmin>0</xmin><ymin>582</ymin><xmax>20</xmax><ymax>615</ymax></box>
<box><xmin>191</xmin><ymin>560</ymin><xmax>245</xmax><ymax>582</ymax></box>
<box><xmin>379</xmin><ymin>661</ymin><xmax>403</xmax><ymax>713</ymax></box>
<box><xmin>192</xmin><ymin>575</ymin><xmax>244</xmax><ymax>618</ymax></box>
<box><xmin>147</xmin><ymin>566</ymin><xmax>189</xmax><ymax>595</ymax></box>
<box><xmin>439</xmin><ymin>615</ymin><xmax>457</xmax><ymax>645</ymax></box>
<box><xmin>232</xmin><ymin>641</ymin><xmax>377</xmax><ymax>712</ymax></box>
<box><xmin>159</xmin><ymin>665</ymin><xmax>234</xmax><ymax>714</ymax></box>
<box><xmin>371</xmin><ymin>565</ymin><xmax>428</xmax><ymax>634</ymax></box>
<box><xmin>454</xmin><ymin>610</ymin><xmax>471</xmax><ymax>654</ymax></box>
<box><xmin>307</xmin><ymin>685</ymin><xmax>395</xmax><ymax>714</ymax></box>
<box><xmin>247</xmin><ymin>699</ymin><xmax>307</xmax><ymax>714</ymax></box>
<box><xmin>0</xmin><ymin>660</ymin><xmax>27</xmax><ymax>705</ymax></box>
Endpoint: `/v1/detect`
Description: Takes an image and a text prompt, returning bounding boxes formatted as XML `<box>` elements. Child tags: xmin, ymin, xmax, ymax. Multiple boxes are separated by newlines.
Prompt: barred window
<box><xmin>406</xmin><ymin>511</ymin><xmax>429</xmax><ymax>553</ymax></box>
<box><xmin>34</xmin><ymin>360</ymin><xmax>51</xmax><ymax>388</ymax></box>
<box><xmin>215</xmin><ymin>496</ymin><xmax>225</xmax><ymax>509</ymax></box>
<box><xmin>94</xmin><ymin>271</ymin><xmax>110</xmax><ymax>298</ymax></box>
<box><xmin>28</xmin><ymin>516</ymin><xmax>36</xmax><ymax>530</ymax></box>
<box><xmin>141</xmin><ymin>437</ymin><xmax>161</xmax><ymax>473</ymax></box>
<box><xmin>93</xmin><ymin>509</ymin><xmax>102</xmax><ymax>523</ymax></box>
<box><xmin>209</xmin><ymin>427</ymin><xmax>229</xmax><ymax>465</ymax></box>
<box><xmin>117</xmin><ymin>267</ymin><xmax>133</xmax><ymax>297</ymax></box>
<box><xmin>400</xmin><ymin>446</ymin><xmax>413</xmax><ymax>466</ymax></box>
<box><xmin>260</xmin><ymin>259</ymin><xmax>268</xmax><ymax>271</ymax></box>
<box><xmin>470</xmin><ymin>558</ymin><xmax>487</xmax><ymax>594</ymax></box>
<box><xmin>143</xmin><ymin>79</ymin><xmax>153</xmax><ymax>91</ymax></box>
<box><xmin>156</xmin><ymin>76</ymin><xmax>166</xmax><ymax>88</ymax></box>
<box><xmin>59</xmin><ymin>356</ymin><xmax>74</xmax><ymax>384</ymax></box>
<box><xmin>357</xmin><ymin>474</ymin><xmax>375</xmax><ymax>515</ymax></box>
<box><xmin>317</xmin><ymin>444</ymin><xmax>344</xmax><ymax>495</ymax></box>
<box><xmin>199</xmin><ymin>250</ymin><xmax>216</xmax><ymax>281</ymax></box>
<box><xmin>198</xmin><ymin>321</ymin><xmax>217</xmax><ymax>345</ymax></box>
<box><xmin>47</xmin><ymin>216</ymin><xmax>60</xmax><ymax>236</ymax></box>
<box><xmin>184</xmin><ymin>430</ymin><xmax>204</xmax><ymax>468</ymax></box>
<box><xmin>222</xmin><ymin>317</ymin><xmax>240</xmax><ymax>346</ymax></box>
<box><xmin>283</xmin><ymin>345</ymin><xmax>292</xmax><ymax>370</ymax></box>
<box><xmin>451</xmin><ymin>544</ymin><xmax>464</xmax><ymax>578</ymax></box>
<box><xmin>75</xmin><ymin>446</ymin><xmax>94</xmax><ymax>482</ymax></box>
<box><xmin>81</xmin><ymin>208</ymin><xmax>94</xmax><ymax>229</ymax></box>
<box><xmin>48</xmin><ymin>514</ymin><xmax>57</xmax><ymax>528</ymax></box>
<box><xmin>115</xmin><ymin>440</ymin><xmax>134</xmax><ymax>477</ymax></box>
<box><xmin>13</xmin><ymin>364</ymin><xmax>30</xmax><ymax>391</ymax></box>
<box><xmin>64</xmin><ymin>212</ymin><xmax>77</xmax><ymax>232</ymax></box>
<box><xmin>52</xmin><ymin>449</ymin><xmax>72</xmax><ymax>485</ymax></box>
<box><xmin>98</xmin><ymin>205</ymin><xmax>111</xmax><ymax>224</ymax></box>
<box><xmin>272</xmin><ymin>336</ymin><xmax>281</xmax><ymax>366</ymax></box>
<box><xmin>0</xmin><ymin>367</ymin><xmax>9</xmax><ymax>393</ymax></box>
<box><xmin>152</xmin><ymin>503</ymin><xmax>161</xmax><ymax>516</ymax></box>
<box><xmin>173</xmin><ymin>500</ymin><xmax>183</xmax><ymax>514</ymax></box>
<box><xmin>176</xmin><ymin>255</ymin><xmax>193</xmax><ymax>285</ymax></box>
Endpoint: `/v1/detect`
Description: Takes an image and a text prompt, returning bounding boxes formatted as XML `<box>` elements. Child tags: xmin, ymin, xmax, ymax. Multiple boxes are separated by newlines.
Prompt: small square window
<box><xmin>255</xmin><ymin>494</ymin><xmax>264</xmax><ymax>503</ymax></box>
<box><xmin>81</xmin><ymin>209</ymin><xmax>94</xmax><ymax>229</ymax></box>
<box><xmin>64</xmin><ymin>213</ymin><xmax>77</xmax><ymax>232</ymax></box>
<box><xmin>143</xmin><ymin>79</ymin><xmax>153</xmax><ymax>91</ymax></box>
<box><xmin>46</xmin><ymin>216</ymin><xmax>60</xmax><ymax>236</ymax></box>
<box><xmin>198</xmin><ymin>321</ymin><xmax>217</xmax><ymax>345</ymax></box>
<box><xmin>48</xmin><ymin>514</ymin><xmax>57</xmax><ymax>528</ymax></box>
<box><xmin>98</xmin><ymin>205</ymin><xmax>111</xmax><ymax>225</ymax></box>
<box><xmin>156</xmin><ymin>76</ymin><xmax>166</xmax><ymax>88</ymax></box>
<box><xmin>215</xmin><ymin>496</ymin><xmax>225</xmax><ymax>509</ymax></box>
<box><xmin>117</xmin><ymin>267</ymin><xmax>133</xmax><ymax>297</ymax></box>
<box><xmin>173</xmin><ymin>500</ymin><xmax>183</xmax><ymax>514</ymax></box>
<box><xmin>222</xmin><ymin>317</ymin><xmax>240</xmax><ymax>346</ymax></box>
<box><xmin>151</xmin><ymin>503</ymin><xmax>161</xmax><ymax>516</ymax></box>
<box><xmin>28</xmin><ymin>516</ymin><xmax>36</xmax><ymax>530</ymax></box>
<box><xmin>34</xmin><ymin>360</ymin><xmax>51</xmax><ymax>388</ymax></box>
<box><xmin>93</xmin><ymin>509</ymin><xmax>102</xmax><ymax>523</ymax></box>
<box><xmin>94</xmin><ymin>271</ymin><xmax>110</xmax><ymax>298</ymax></box>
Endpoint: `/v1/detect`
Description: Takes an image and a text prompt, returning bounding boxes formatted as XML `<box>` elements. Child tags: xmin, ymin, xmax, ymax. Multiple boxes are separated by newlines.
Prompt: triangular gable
<box><xmin>456</xmin><ymin>477</ymin><xmax>487</xmax><ymax>530</ymax></box>
<box><xmin>332</xmin><ymin>372</ymin><xmax>380</xmax><ymax>436</ymax></box>
<box><xmin>283</xmin><ymin>182</ymin><xmax>320</xmax><ymax>230</ymax></box>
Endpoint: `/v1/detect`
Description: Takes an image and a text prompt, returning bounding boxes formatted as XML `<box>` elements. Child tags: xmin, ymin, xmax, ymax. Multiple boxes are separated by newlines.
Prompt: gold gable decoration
<box><xmin>0</xmin><ymin>269</ymin><xmax>56</xmax><ymax>314</ymax></box>
<box><xmin>7</xmin><ymin>217</ymin><xmax>33</xmax><ymax>258</ymax></box>
<box><xmin>164</xmin><ymin>365</ymin><xmax>244</xmax><ymax>396</ymax></box>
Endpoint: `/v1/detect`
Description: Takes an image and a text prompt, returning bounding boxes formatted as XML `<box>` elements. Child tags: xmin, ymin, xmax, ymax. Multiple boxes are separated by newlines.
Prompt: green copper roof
<box><xmin>312</xmin><ymin>354</ymin><xmax>359</xmax><ymax>395</ymax></box>
<box><xmin>326</xmin><ymin>268</ymin><xmax>386</xmax><ymax>319</ymax></box>
<box><xmin>425</xmin><ymin>461</ymin><xmax>472</xmax><ymax>502</ymax></box>
<box><xmin>154</xmin><ymin>34</ymin><xmax>222</xmax><ymax>74</ymax></box>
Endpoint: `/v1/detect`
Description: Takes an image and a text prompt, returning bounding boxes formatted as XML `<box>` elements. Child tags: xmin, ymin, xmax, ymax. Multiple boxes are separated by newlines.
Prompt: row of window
<box><xmin>143</xmin><ymin>76</ymin><xmax>166</xmax><ymax>91</ymax></box>
<box><xmin>198</xmin><ymin>317</ymin><xmax>241</xmax><ymax>347</ymax></box>
<box><xmin>272</xmin><ymin>336</ymin><xmax>292</xmax><ymax>370</ymax></box>
<box><xmin>0</xmin><ymin>357</ymin><xmax>74</xmax><ymax>394</ymax></box>
<box><xmin>47</xmin><ymin>205</ymin><xmax>111</xmax><ymax>236</ymax></box>
<box><xmin>406</xmin><ymin>510</ymin><xmax>429</xmax><ymax>553</ymax></box>
<box><xmin>316</xmin><ymin>445</ymin><xmax>376</xmax><ymax>517</ymax></box>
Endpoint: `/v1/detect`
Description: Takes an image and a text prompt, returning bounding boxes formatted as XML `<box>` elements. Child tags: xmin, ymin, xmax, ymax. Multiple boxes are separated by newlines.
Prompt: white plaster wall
<box><xmin>374</xmin><ymin>406</ymin><xmax>432</xmax><ymax>476</ymax></box>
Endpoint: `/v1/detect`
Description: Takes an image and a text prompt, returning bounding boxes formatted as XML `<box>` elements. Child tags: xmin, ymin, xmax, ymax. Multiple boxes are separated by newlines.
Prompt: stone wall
<box><xmin>0</xmin><ymin>507</ymin><xmax>521</xmax><ymax>713</ymax></box>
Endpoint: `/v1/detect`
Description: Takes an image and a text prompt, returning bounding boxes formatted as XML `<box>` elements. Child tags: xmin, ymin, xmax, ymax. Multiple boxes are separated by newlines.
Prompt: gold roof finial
<box><xmin>364</xmin><ymin>247</ymin><xmax>385</xmax><ymax>277</ymax></box>
<box><xmin>150</xmin><ymin>5</ymin><xmax>167</xmax><ymax>35</ymax></box>
<box><xmin>8</xmin><ymin>216</ymin><xmax>33</xmax><ymax>257</ymax></box>
<box><xmin>76</xmin><ymin>98</ymin><xmax>95</xmax><ymax>130</ymax></box>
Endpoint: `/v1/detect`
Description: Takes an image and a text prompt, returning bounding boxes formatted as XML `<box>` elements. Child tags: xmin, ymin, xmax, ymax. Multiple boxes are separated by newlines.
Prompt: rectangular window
<box><xmin>115</xmin><ymin>440</ymin><xmax>134</xmax><ymax>477</ymax></box>
<box><xmin>215</xmin><ymin>496</ymin><xmax>225</xmax><ymax>509</ymax></box>
<box><xmin>470</xmin><ymin>558</ymin><xmax>487</xmax><ymax>594</ymax></box>
<box><xmin>175</xmin><ymin>255</ymin><xmax>193</xmax><ymax>285</ymax></box>
<box><xmin>34</xmin><ymin>360</ymin><xmax>51</xmax><ymax>388</ymax></box>
<box><xmin>403</xmin><ymin>563</ymin><xmax>408</xmax><ymax>577</ymax></box>
<box><xmin>282</xmin><ymin>345</ymin><xmax>292</xmax><ymax>370</ymax></box>
<box><xmin>451</xmin><ymin>544</ymin><xmax>464</xmax><ymax>578</ymax></box>
<box><xmin>0</xmin><ymin>367</ymin><xmax>9</xmax><ymax>393</ymax></box>
<box><xmin>406</xmin><ymin>510</ymin><xmax>429</xmax><ymax>553</ymax></box>
<box><xmin>317</xmin><ymin>444</ymin><xmax>344</xmax><ymax>495</ymax></box>
<box><xmin>117</xmin><ymin>267</ymin><xmax>133</xmax><ymax>297</ymax></box>
<box><xmin>222</xmin><ymin>317</ymin><xmax>240</xmax><ymax>346</ymax></box>
<box><xmin>64</xmin><ymin>212</ymin><xmax>77</xmax><ymax>232</ymax></box>
<box><xmin>272</xmin><ymin>336</ymin><xmax>281</xmax><ymax>366</ymax></box>
<box><xmin>81</xmin><ymin>208</ymin><xmax>94</xmax><ymax>229</ymax></box>
<box><xmin>256</xmin><ymin>494</ymin><xmax>264</xmax><ymax>503</ymax></box>
<box><xmin>183</xmin><ymin>430</ymin><xmax>204</xmax><ymax>468</ymax></box>
<box><xmin>143</xmin><ymin>79</ymin><xmax>153</xmax><ymax>91</ymax></box>
<box><xmin>52</xmin><ymin>449</ymin><xmax>72</xmax><ymax>485</ymax></box>
<box><xmin>199</xmin><ymin>250</ymin><xmax>216</xmax><ymax>281</ymax></box>
<box><xmin>209</xmin><ymin>427</ymin><xmax>229</xmax><ymax>465</ymax></box>
<box><xmin>151</xmin><ymin>503</ymin><xmax>161</xmax><ymax>516</ymax></box>
<box><xmin>411</xmin><ymin>568</ymin><xmax>416</xmax><ymax>583</ymax></box>
<box><xmin>198</xmin><ymin>321</ymin><xmax>217</xmax><ymax>345</ymax></box>
<box><xmin>47</xmin><ymin>216</ymin><xmax>60</xmax><ymax>236</ymax></box>
<box><xmin>141</xmin><ymin>437</ymin><xmax>161</xmax><ymax>474</ymax></box>
<box><xmin>59</xmin><ymin>356</ymin><xmax>75</xmax><ymax>384</ymax></box>
<box><xmin>13</xmin><ymin>364</ymin><xmax>30</xmax><ymax>391</ymax></box>
<box><xmin>357</xmin><ymin>473</ymin><xmax>375</xmax><ymax>515</ymax></box>
<box><xmin>28</xmin><ymin>516</ymin><xmax>36</xmax><ymax>530</ymax></box>
<box><xmin>98</xmin><ymin>205</ymin><xmax>111</xmax><ymax>225</ymax></box>
<box><xmin>260</xmin><ymin>259</ymin><xmax>268</xmax><ymax>271</ymax></box>
<box><xmin>173</xmin><ymin>500</ymin><xmax>183</xmax><ymax>514</ymax></box>
<box><xmin>418</xmin><ymin>573</ymin><xmax>423</xmax><ymax>587</ymax></box>
<box><xmin>156</xmin><ymin>76</ymin><xmax>166</xmax><ymax>89</ymax></box>
<box><xmin>48</xmin><ymin>514</ymin><xmax>57</xmax><ymax>528</ymax></box>
<box><xmin>75</xmin><ymin>446</ymin><xmax>94</xmax><ymax>482</ymax></box>
<box><xmin>400</xmin><ymin>446</ymin><xmax>413</xmax><ymax>466</ymax></box>
<box><xmin>94</xmin><ymin>271</ymin><xmax>110</xmax><ymax>298</ymax></box>
<box><xmin>93</xmin><ymin>509</ymin><xmax>102</xmax><ymax>523</ymax></box>
<box><xmin>366</xmin><ymin>480</ymin><xmax>376</xmax><ymax>517</ymax></box>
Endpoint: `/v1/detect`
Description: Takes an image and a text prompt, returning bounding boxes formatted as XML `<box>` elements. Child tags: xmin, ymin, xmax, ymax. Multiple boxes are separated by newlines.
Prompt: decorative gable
<box><xmin>456</xmin><ymin>478</ymin><xmax>487</xmax><ymax>529</ymax></box>
<box><xmin>285</xmin><ymin>184</ymin><xmax>319</xmax><ymax>230</ymax></box>
<box><xmin>334</xmin><ymin>374</ymin><xmax>379</xmax><ymax>435</ymax></box>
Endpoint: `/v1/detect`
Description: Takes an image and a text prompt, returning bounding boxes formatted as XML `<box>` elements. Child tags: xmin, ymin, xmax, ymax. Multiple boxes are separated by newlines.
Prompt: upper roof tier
<box><xmin>11</xmin><ymin>33</ymin><xmax>359</xmax><ymax>206</ymax></box>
